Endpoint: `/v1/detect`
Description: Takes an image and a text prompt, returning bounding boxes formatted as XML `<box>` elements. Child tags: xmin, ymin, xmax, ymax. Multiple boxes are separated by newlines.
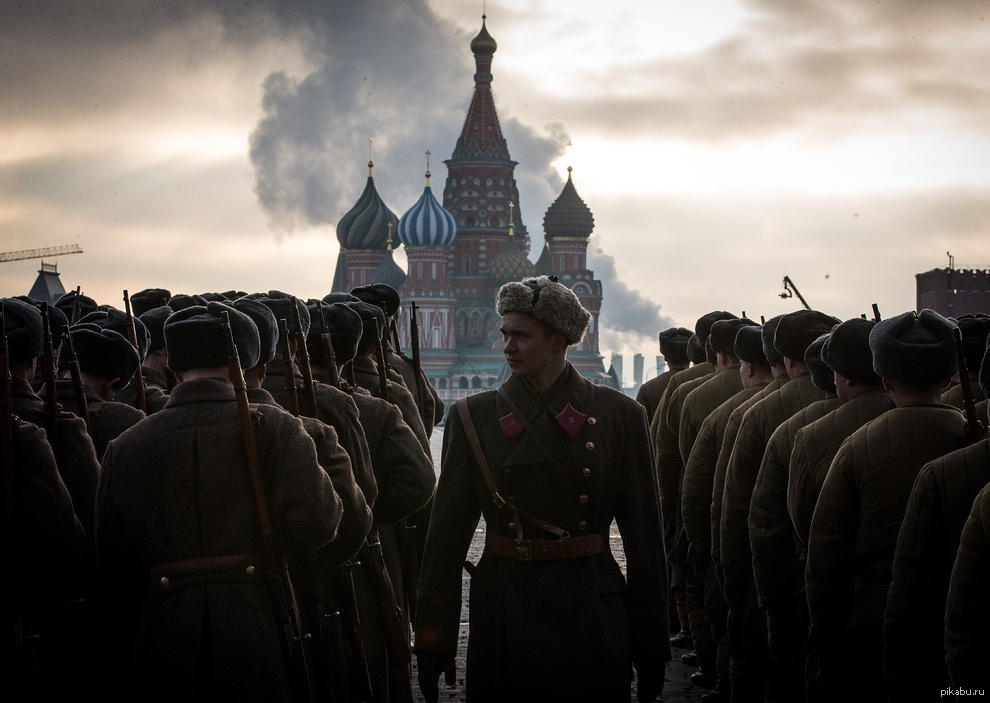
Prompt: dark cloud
<box><xmin>246</xmin><ymin>0</ymin><xmax>568</xmax><ymax>239</ymax></box>
<box><xmin>587</xmin><ymin>238</ymin><xmax>673</xmax><ymax>341</ymax></box>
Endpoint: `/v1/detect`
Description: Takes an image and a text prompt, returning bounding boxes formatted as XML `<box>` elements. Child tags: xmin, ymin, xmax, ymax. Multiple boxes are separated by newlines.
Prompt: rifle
<box><xmin>390</xmin><ymin>318</ymin><xmax>402</xmax><ymax>358</ymax></box>
<box><xmin>278</xmin><ymin>319</ymin><xmax>300</xmax><ymax>417</ymax></box>
<box><xmin>316</xmin><ymin>304</ymin><xmax>341</xmax><ymax>389</ymax></box>
<box><xmin>290</xmin><ymin>297</ymin><xmax>319</xmax><ymax>417</ymax></box>
<box><xmin>409</xmin><ymin>301</ymin><xmax>424</xmax><ymax>402</ymax></box>
<box><xmin>953</xmin><ymin>327</ymin><xmax>986</xmax><ymax>442</ymax></box>
<box><xmin>69</xmin><ymin>286</ymin><xmax>81</xmax><ymax>325</ymax></box>
<box><xmin>121</xmin><ymin>290</ymin><xmax>147</xmax><ymax>413</ymax></box>
<box><xmin>61</xmin><ymin>331</ymin><xmax>90</xmax><ymax>434</ymax></box>
<box><xmin>374</xmin><ymin>320</ymin><xmax>390</xmax><ymax>404</ymax></box>
<box><xmin>872</xmin><ymin>303</ymin><xmax>881</xmax><ymax>322</ymax></box>
<box><xmin>221</xmin><ymin>310</ymin><xmax>315</xmax><ymax>703</ymax></box>
<box><xmin>362</xmin><ymin>533</ymin><xmax>414</xmax><ymax>703</ymax></box>
<box><xmin>1</xmin><ymin>302</ymin><xmax>14</xmax><ymax>536</ymax></box>
<box><xmin>39</xmin><ymin>304</ymin><xmax>59</xmax><ymax>435</ymax></box>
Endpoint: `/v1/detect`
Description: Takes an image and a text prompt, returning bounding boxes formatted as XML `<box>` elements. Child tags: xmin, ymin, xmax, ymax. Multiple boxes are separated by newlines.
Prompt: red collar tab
<box><xmin>499</xmin><ymin>412</ymin><xmax>524</xmax><ymax>439</ymax></box>
<box><xmin>555</xmin><ymin>403</ymin><xmax>587</xmax><ymax>438</ymax></box>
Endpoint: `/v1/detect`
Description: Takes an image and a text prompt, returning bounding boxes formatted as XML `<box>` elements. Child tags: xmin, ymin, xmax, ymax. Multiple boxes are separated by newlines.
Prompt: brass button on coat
<box><xmin>582</xmin><ymin>467</ymin><xmax>592</xmax><ymax>477</ymax></box>
<box><xmin>246</xmin><ymin>565</ymin><xmax>256</xmax><ymax>575</ymax></box>
<box><xmin>588</xmin><ymin>417</ymin><xmax>597</xmax><ymax>425</ymax></box>
<box><xmin>160</xmin><ymin>577</ymin><xmax>169</xmax><ymax>586</ymax></box>
<box><xmin>578</xmin><ymin>520</ymin><xmax>588</xmax><ymax>530</ymax></box>
<box><xmin>585</xmin><ymin>441</ymin><xmax>595</xmax><ymax>450</ymax></box>
<box><xmin>579</xmin><ymin>494</ymin><xmax>589</xmax><ymax>504</ymax></box>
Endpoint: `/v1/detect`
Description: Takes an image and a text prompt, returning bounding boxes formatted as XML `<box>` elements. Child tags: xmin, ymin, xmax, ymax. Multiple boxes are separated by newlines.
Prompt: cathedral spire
<box><xmin>452</xmin><ymin>15</ymin><xmax>509</xmax><ymax>161</ymax></box>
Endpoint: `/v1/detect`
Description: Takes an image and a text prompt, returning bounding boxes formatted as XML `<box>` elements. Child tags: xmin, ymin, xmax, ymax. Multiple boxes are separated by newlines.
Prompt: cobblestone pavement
<box><xmin>411</xmin><ymin>429</ymin><xmax>706</xmax><ymax>702</ymax></box>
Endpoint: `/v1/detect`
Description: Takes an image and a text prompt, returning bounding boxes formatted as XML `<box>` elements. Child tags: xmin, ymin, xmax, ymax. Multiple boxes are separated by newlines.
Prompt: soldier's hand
<box><xmin>417</xmin><ymin>650</ymin><xmax>455</xmax><ymax>703</ymax></box>
<box><xmin>634</xmin><ymin>659</ymin><xmax>665</xmax><ymax>702</ymax></box>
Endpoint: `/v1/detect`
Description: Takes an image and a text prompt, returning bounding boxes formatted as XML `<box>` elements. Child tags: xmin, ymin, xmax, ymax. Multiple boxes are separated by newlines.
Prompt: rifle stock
<box><xmin>953</xmin><ymin>327</ymin><xmax>985</xmax><ymax>442</ymax></box>
<box><xmin>122</xmin><ymin>290</ymin><xmax>147</xmax><ymax>413</ymax></box>
<box><xmin>61</xmin><ymin>331</ymin><xmax>90</xmax><ymax>433</ymax></box>
<box><xmin>221</xmin><ymin>311</ymin><xmax>315</xmax><ymax>703</ymax></box>
<box><xmin>290</xmin><ymin>297</ymin><xmax>319</xmax><ymax>416</ymax></box>
<box><xmin>362</xmin><ymin>534</ymin><xmax>414</xmax><ymax>702</ymax></box>
<box><xmin>39</xmin><ymin>304</ymin><xmax>59</xmax><ymax>436</ymax></box>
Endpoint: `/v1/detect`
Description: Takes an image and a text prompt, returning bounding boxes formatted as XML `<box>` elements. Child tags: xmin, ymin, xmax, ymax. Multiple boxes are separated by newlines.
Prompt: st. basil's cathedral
<box><xmin>331</xmin><ymin>17</ymin><xmax>612</xmax><ymax>403</ymax></box>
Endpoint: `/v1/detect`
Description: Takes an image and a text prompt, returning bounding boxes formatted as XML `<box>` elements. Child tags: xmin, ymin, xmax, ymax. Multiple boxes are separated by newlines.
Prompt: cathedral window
<box><xmin>439</xmin><ymin>378</ymin><xmax>447</xmax><ymax>389</ymax></box>
<box><xmin>471</xmin><ymin>376</ymin><xmax>482</xmax><ymax>389</ymax></box>
<box><xmin>487</xmin><ymin>377</ymin><xmax>497</xmax><ymax>387</ymax></box>
<box><xmin>459</xmin><ymin>377</ymin><xmax>468</xmax><ymax>389</ymax></box>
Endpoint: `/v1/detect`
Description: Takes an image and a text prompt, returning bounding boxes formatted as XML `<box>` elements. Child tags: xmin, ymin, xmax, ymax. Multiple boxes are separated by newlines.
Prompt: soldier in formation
<box><xmin>6</xmin><ymin>274</ymin><xmax>990</xmax><ymax>703</ymax></box>
<box><xmin>2</xmin><ymin>280</ymin><xmax>444</xmax><ymax>703</ymax></box>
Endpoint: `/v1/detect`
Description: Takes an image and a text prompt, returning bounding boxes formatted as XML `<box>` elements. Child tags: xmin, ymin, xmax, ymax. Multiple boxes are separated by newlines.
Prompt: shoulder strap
<box><xmin>455</xmin><ymin>398</ymin><xmax>507</xmax><ymax>508</ymax></box>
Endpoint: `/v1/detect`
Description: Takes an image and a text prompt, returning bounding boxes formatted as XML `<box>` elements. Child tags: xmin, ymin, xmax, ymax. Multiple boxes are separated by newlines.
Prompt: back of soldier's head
<box><xmin>130</xmin><ymin>288</ymin><xmax>172</xmax><ymax>317</ymax></box>
<box><xmin>805</xmin><ymin>333</ymin><xmax>836</xmax><ymax>394</ymax></box>
<box><xmin>709</xmin><ymin>318</ymin><xmax>757</xmax><ymax>364</ymax></box>
<box><xmin>822</xmin><ymin>318</ymin><xmax>882</xmax><ymax>387</ymax></box>
<box><xmin>306</xmin><ymin>301</ymin><xmax>363</xmax><ymax>365</ymax></box>
<box><xmin>164</xmin><ymin>302</ymin><xmax>260</xmax><ymax>373</ymax></box>
<box><xmin>2</xmin><ymin>297</ymin><xmax>44</xmax><ymax>367</ymax></box>
<box><xmin>658</xmin><ymin>327</ymin><xmax>692</xmax><ymax>366</ymax></box>
<box><xmin>63</xmin><ymin>323</ymin><xmax>140</xmax><ymax>390</ymax></box>
<box><xmin>773</xmin><ymin>310</ymin><xmax>841</xmax><ymax>365</ymax></box>
<box><xmin>229</xmin><ymin>298</ymin><xmax>278</xmax><ymax>369</ymax></box>
<box><xmin>347</xmin><ymin>301</ymin><xmax>387</xmax><ymax>356</ymax></box>
<box><xmin>869</xmin><ymin>309</ymin><xmax>957</xmax><ymax>396</ymax></box>
<box><xmin>686</xmin><ymin>334</ymin><xmax>706</xmax><ymax>365</ymax></box>
<box><xmin>695</xmin><ymin>311</ymin><xmax>737</xmax><ymax>349</ymax></box>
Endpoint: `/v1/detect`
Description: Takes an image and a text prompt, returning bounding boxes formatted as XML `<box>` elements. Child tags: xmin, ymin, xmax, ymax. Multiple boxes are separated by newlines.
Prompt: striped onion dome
<box><xmin>543</xmin><ymin>167</ymin><xmax>594</xmax><ymax>242</ymax></box>
<box><xmin>336</xmin><ymin>161</ymin><xmax>398</xmax><ymax>250</ymax></box>
<box><xmin>398</xmin><ymin>168</ymin><xmax>457</xmax><ymax>247</ymax></box>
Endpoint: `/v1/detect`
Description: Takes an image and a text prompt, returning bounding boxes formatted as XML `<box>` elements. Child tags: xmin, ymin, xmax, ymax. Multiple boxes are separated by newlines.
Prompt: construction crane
<box><xmin>0</xmin><ymin>244</ymin><xmax>83</xmax><ymax>264</ymax></box>
<box><xmin>779</xmin><ymin>275</ymin><xmax>811</xmax><ymax>310</ymax></box>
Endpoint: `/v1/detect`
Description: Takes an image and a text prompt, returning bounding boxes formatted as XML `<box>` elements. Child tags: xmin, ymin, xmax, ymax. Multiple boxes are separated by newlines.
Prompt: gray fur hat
<box><xmin>695</xmin><ymin>311</ymin><xmax>737</xmax><ymax>346</ymax></box>
<box><xmin>869</xmin><ymin>309</ymin><xmax>957</xmax><ymax>384</ymax></box>
<box><xmin>230</xmin><ymin>298</ymin><xmax>279</xmax><ymax>367</ymax></box>
<box><xmin>139</xmin><ymin>305</ymin><xmax>174</xmax><ymax>352</ymax></box>
<box><xmin>63</xmin><ymin>323</ymin><xmax>140</xmax><ymax>390</ymax></box>
<box><xmin>709</xmin><ymin>318</ymin><xmax>758</xmax><ymax>355</ymax></box>
<box><xmin>658</xmin><ymin>327</ymin><xmax>692</xmax><ymax>364</ymax></box>
<box><xmin>496</xmin><ymin>275</ymin><xmax>591</xmax><ymax>346</ymax></box>
<box><xmin>2</xmin><ymin>297</ymin><xmax>43</xmax><ymax>366</ymax></box>
<box><xmin>734</xmin><ymin>325</ymin><xmax>768</xmax><ymax>366</ymax></box>
<box><xmin>773</xmin><ymin>310</ymin><xmax>841</xmax><ymax>360</ymax></box>
<box><xmin>165</xmin><ymin>302</ymin><xmax>260</xmax><ymax>372</ymax></box>
<box><xmin>687</xmin><ymin>334</ymin><xmax>706</xmax><ymax>364</ymax></box>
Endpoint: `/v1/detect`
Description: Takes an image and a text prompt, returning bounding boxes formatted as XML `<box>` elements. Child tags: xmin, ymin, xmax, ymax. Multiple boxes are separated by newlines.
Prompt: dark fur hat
<box><xmin>54</xmin><ymin>291</ymin><xmax>98</xmax><ymax>322</ymax></box>
<box><xmin>230</xmin><ymin>298</ymin><xmax>278</xmax><ymax>367</ymax></box>
<box><xmin>199</xmin><ymin>292</ymin><xmax>229</xmax><ymax>303</ymax></box>
<box><xmin>774</xmin><ymin>310</ymin><xmax>841</xmax><ymax>360</ymax></box>
<box><xmin>709</xmin><ymin>318</ymin><xmax>758</xmax><ymax>355</ymax></box>
<box><xmin>821</xmin><ymin>318</ymin><xmax>881</xmax><ymax>386</ymax></box>
<box><xmin>260</xmin><ymin>296</ymin><xmax>310</xmax><ymax>337</ymax></box>
<box><xmin>165</xmin><ymin>302</ymin><xmax>260</xmax><ymax>372</ymax></box>
<box><xmin>869</xmin><ymin>309</ymin><xmax>957</xmax><ymax>384</ymax></box>
<box><xmin>167</xmin><ymin>293</ymin><xmax>208</xmax><ymax>312</ymax></box>
<box><xmin>2</xmin><ymin>297</ymin><xmax>43</xmax><ymax>365</ymax></box>
<box><xmin>220</xmin><ymin>290</ymin><xmax>247</xmax><ymax>300</ymax></box>
<box><xmin>36</xmin><ymin>303</ymin><xmax>69</xmax><ymax>349</ymax></box>
<box><xmin>65</xmin><ymin>323</ymin><xmax>140</xmax><ymax>390</ymax></box>
<box><xmin>496</xmin><ymin>275</ymin><xmax>591</xmax><ymax>346</ymax></box>
<box><xmin>138</xmin><ymin>306</ymin><xmax>174</xmax><ymax>352</ymax></box>
<box><xmin>687</xmin><ymin>334</ymin><xmax>706</xmax><ymax>364</ymax></box>
<box><xmin>79</xmin><ymin>309</ymin><xmax>150</xmax><ymax>360</ymax></box>
<box><xmin>805</xmin><ymin>333</ymin><xmax>836</xmax><ymax>394</ymax></box>
<box><xmin>322</xmin><ymin>292</ymin><xmax>360</xmax><ymax>305</ymax></box>
<box><xmin>956</xmin><ymin>314</ymin><xmax>990</xmax><ymax>372</ymax></box>
<box><xmin>658</xmin><ymin>327</ymin><xmax>692</xmax><ymax>365</ymax></box>
<box><xmin>351</xmin><ymin>283</ymin><xmax>401</xmax><ymax>317</ymax></box>
<box><xmin>695</xmin><ymin>311</ymin><xmax>737</xmax><ymax>346</ymax></box>
<box><xmin>307</xmin><ymin>301</ymin><xmax>363</xmax><ymax>364</ymax></box>
<box><xmin>762</xmin><ymin>315</ymin><xmax>785</xmax><ymax>365</ymax></box>
<box><xmin>735</xmin><ymin>325</ymin><xmax>768</xmax><ymax>366</ymax></box>
<box><xmin>346</xmin><ymin>301</ymin><xmax>387</xmax><ymax>352</ymax></box>
<box><xmin>130</xmin><ymin>288</ymin><xmax>172</xmax><ymax>317</ymax></box>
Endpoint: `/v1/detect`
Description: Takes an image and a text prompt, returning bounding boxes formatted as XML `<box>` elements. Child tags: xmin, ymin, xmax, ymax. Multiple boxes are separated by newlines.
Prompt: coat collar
<box><xmin>165</xmin><ymin>377</ymin><xmax>235</xmax><ymax>407</ymax></box>
<box><xmin>245</xmin><ymin>386</ymin><xmax>279</xmax><ymax>408</ymax></box>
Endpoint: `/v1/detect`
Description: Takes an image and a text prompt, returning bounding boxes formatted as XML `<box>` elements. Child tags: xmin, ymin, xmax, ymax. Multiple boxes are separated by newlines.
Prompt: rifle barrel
<box><xmin>122</xmin><ymin>290</ymin><xmax>147</xmax><ymax>413</ymax></box>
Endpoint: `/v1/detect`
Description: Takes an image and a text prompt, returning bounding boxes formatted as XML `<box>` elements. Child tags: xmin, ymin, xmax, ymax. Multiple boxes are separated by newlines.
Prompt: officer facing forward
<box><xmin>415</xmin><ymin>275</ymin><xmax>669</xmax><ymax>702</ymax></box>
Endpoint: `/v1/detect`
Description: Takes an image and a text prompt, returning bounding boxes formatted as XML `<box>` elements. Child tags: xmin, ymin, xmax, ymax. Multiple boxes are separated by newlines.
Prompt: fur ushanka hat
<box><xmin>496</xmin><ymin>275</ymin><xmax>591</xmax><ymax>346</ymax></box>
<box><xmin>869</xmin><ymin>309</ymin><xmax>957</xmax><ymax>385</ymax></box>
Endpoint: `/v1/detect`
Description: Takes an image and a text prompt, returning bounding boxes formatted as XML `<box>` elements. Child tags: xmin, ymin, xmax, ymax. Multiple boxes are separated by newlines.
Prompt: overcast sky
<box><xmin>2</xmin><ymin>0</ymin><xmax>988</xmax><ymax>378</ymax></box>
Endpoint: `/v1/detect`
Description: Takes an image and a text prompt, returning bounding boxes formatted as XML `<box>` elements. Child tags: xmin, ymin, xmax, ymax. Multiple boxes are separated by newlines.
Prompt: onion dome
<box><xmin>471</xmin><ymin>15</ymin><xmax>497</xmax><ymax>55</ymax></box>
<box><xmin>489</xmin><ymin>203</ymin><xmax>535</xmax><ymax>284</ymax></box>
<box><xmin>398</xmin><ymin>158</ymin><xmax>457</xmax><ymax>247</ymax></box>
<box><xmin>336</xmin><ymin>161</ymin><xmax>398</xmax><ymax>250</ymax></box>
<box><xmin>373</xmin><ymin>224</ymin><xmax>407</xmax><ymax>288</ymax></box>
<box><xmin>543</xmin><ymin>167</ymin><xmax>594</xmax><ymax>241</ymax></box>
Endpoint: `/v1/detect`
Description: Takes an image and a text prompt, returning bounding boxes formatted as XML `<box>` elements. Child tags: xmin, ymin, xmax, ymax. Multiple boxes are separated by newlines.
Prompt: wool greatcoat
<box><xmin>351</xmin><ymin>356</ymin><xmax>430</xmax><ymax>454</ymax></box>
<box><xmin>678</xmin><ymin>366</ymin><xmax>744</xmax><ymax>466</ymax></box>
<box><xmin>114</xmin><ymin>378</ymin><xmax>170</xmax><ymax>415</ymax></box>
<box><xmin>389</xmin><ymin>350</ymin><xmax>444</xmax><ymax>433</ymax></box>
<box><xmin>883</xmin><ymin>435</ymin><xmax>990</xmax><ymax>699</ymax></box>
<box><xmin>263</xmin><ymin>367</ymin><xmax>378</xmax><ymax>510</ymax></box>
<box><xmin>650</xmin><ymin>362</ymin><xmax>715</xmax><ymax>457</ymax></box>
<box><xmin>805</xmin><ymin>404</ymin><xmax>969</xmax><ymax>700</ymax></box>
<box><xmin>635</xmin><ymin>367</ymin><xmax>681</xmax><ymax>423</ymax></box>
<box><xmin>942</xmin><ymin>378</ymin><xmax>986</xmax><ymax>410</ymax></box>
<box><xmin>96</xmin><ymin>378</ymin><xmax>342</xmax><ymax>703</ymax></box>
<box><xmin>786</xmin><ymin>389</ymin><xmax>893</xmax><ymax>553</ymax></box>
<box><xmin>945</xmin><ymin>482</ymin><xmax>990</xmax><ymax>688</ymax></box>
<box><xmin>416</xmin><ymin>364</ymin><xmax>670</xmax><ymax>702</ymax></box>
<box><xmin>11</xmin><ymin>375</ymin><xmax>101</xmax><ymax>538</ymax></box>
<box><xmin>50</xmin><ymin>379</ymin><xmax>145</xmax><ymax>461</ymax></box>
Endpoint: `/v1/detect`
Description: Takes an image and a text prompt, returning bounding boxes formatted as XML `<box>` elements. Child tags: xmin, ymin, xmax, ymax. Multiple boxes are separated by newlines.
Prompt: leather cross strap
<box><xmin>455</xmin><ymin>399</ymin><xmax>570</xmax><ymax>540</ymax></box>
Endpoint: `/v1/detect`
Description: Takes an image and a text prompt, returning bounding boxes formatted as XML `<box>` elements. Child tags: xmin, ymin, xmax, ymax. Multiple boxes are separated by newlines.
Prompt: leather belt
<box><xmin>150</xmin><ymin>554</ymin><xmax>259</xmax><ymax>589</ymax></box>
<box><xmin>486</xmin><ymin>533</ymin><xmax>605</xmax><ymax>562</ymax></box>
